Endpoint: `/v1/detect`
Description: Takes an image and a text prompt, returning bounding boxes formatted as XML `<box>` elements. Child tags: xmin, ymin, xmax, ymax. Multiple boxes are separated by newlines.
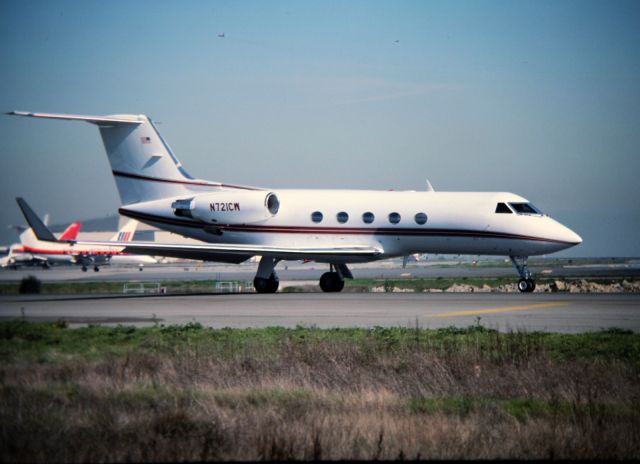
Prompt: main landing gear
<box><xmin>319</xmin><ymin>263</ymin><xmax>352</xmax><ymax>293</ymax></box>
<box><xmin>254</xmin><ymin>273</ymin><xmax>279</xmax><ymax>293</ymax></box>
<box><xmin>252</xmin><ymin>258</ymin><xmax>353</xmax><ymax>294</ymax></box>
<box><xmin>510</xmin><ymin>256</ymin><xmax>536</xmax><ymax>293</ymax></box>
<box><xmin>253</xmin><ymin>257</ymin><xmax>280</xmax><ymax>294</ymax></box>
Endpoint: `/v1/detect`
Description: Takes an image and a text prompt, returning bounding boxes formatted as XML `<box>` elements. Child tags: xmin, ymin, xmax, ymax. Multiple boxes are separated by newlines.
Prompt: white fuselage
<box><xmin>120</xmin><ymin>189</ymin><xmax>582</xmax><ymax>263</ymax></box>
<box><xmin>10</xmin><ymin>228</ymin><xmax>156</xmax><ymax>267</ymax></box>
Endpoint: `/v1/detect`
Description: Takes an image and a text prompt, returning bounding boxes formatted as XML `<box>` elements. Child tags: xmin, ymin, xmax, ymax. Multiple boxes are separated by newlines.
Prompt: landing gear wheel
<box><xmin>517</xmin><ymin>278</ymin><xmax>536</xmax><ymax>293</ymax></box>
<box><xmin>526</xmin><ymin>278</ymin><xmax>536</xmax><ymax>292</ymax></box>
<box><xmin>94</xmin><ymin>266</ymin><xmax>100</xmax><ymax>272</ymax></box>
<box><xmin>254</xmin><ymin>274</ymin><xmax>279</xmax><ymax>293</ymax></box>
<box><xmin>266</xmin><ymin>274</ymin><xmax>279</xmax><ymax>293</ymax></box>
<box><xmin>81</xmin><ymin>266</ymin><xmax>88</xmax><ymax>272</ymax></box>
<box><xmin>517</xmin><ymin>279</ymin><xmax>529</xmax><ymax>293</ymax></box>
<box><xmin>319</xmin><ymin>272</ymin><xmax>344</xmax><ymax>293</ymax></box>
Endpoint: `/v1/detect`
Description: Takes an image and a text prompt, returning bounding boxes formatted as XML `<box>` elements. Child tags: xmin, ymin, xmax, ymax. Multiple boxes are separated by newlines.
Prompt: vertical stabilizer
<box><xmin>59</xmin><ymin>223</ymin><xmax>81</xmax><ymax>241</ymax></box>
<box><xmin>7</xmin><ymin>111</ymin><xmax>226</xmax><ymax>206</ymax></box>
<box><xmin>97</xmin><ymin>115</ymin><xmax>209</xmax><ymax>204</ymax></box>
<box><xmin>110</xmin><ymin>219</ymin><xmax>138</xmax><ymax>242</ymax></box>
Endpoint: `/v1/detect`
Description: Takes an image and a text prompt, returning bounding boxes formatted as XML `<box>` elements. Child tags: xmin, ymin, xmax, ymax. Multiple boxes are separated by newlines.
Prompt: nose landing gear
<box><xmin>510</xmin><ymin>256</ymin><xmax>536</xmax><ymax>293</ymax></box>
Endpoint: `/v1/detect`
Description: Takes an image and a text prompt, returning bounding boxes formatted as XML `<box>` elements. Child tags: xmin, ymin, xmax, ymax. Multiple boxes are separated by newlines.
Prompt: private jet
<box><xmin>8</xmin><ymin>111</ymin><xmax>582</xmax><ymax>292</ymax></box>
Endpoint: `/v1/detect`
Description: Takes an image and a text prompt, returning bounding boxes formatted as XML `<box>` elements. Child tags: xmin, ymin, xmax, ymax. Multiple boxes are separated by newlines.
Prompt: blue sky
<box><xmin>1</xmin><ymin>0</ymin><xmax>639</xmax><ymax>256</ymax></box>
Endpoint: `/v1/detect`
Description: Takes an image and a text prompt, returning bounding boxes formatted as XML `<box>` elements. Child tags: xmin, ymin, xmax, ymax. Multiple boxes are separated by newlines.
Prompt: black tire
<box><xmin>517</xmin><ymin>279</ymin><xmax>529</xmax><ymax>293</ymax></box>
<box><xmin>82</xmin><ymin>266</ymin><xmax>88</xmax><ymax>272</ymax></box>
<box><xmin>254</xmin><ymin>277</ymin><xmax>269</xmax><ymax>293</ymax></box>
<box><xmin>254</xmin><ymin>274</ymin><xmax>279</xmax><ymax>293</ymax></box>
<box><xmin>266</xmin><ymin>274</ymin><xmax>279</xmax><ymax>293</ymax></box>
<box><xmin>526</xmin><ymin>279</ymin><xmax>536</xmax><ymax>292</ymax></box>
<box><xmin>320</xmin><ymin>272</ymin><xmax>344</xmax><ymax>293</ymax></box>
<box><xmin>94</xmin><ymin>266</ymin><xmax>100</xmax><ymax>272</ymax></box>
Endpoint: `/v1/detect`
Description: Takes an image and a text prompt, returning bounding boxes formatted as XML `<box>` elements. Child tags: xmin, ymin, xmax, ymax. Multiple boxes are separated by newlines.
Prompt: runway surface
<box><xmin>2</xmin><ymin>293</ymin><xmax>639</xmax><ymax>333</ymax></box>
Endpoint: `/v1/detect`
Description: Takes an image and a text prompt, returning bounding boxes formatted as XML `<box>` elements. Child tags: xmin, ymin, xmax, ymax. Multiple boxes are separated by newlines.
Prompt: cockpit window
<box><xmin>509</xmin><ymin>202</ymin><xmax>542</xmax><ymax>215</ymax></box>
<box><xmin>495</xmin><ymin>203</ymin><xmax>512</xmax><ymax>214</ymax></box>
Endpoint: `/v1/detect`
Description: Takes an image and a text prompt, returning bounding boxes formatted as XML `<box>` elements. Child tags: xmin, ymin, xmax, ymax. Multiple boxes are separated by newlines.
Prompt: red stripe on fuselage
<box><xmin>119</xmin><ymin>209</ymin><xmax>576</xmax><ymax>245</ymax></box>
<box><xmin>22</xmin><ymin>246</ymin><xmax>129</xmax><ymax>256</ymax></box>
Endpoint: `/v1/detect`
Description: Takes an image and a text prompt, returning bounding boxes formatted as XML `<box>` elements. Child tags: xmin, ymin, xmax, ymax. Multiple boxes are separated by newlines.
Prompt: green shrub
<box><xmin>19</xmin><ymin>275</ymin><xmax>42</xmax><ymax>294</ymax></box>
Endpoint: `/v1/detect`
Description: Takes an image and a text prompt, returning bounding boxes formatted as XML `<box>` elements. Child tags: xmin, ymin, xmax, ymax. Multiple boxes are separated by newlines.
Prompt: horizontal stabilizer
<box><xmin>6</xmin><ymin>111</ymin><xmax>142</xmax><ymax>125</ymax></box>
<box><xmin>16</xmin><ymin>198</ymin><xmax>58</xmax><ymax>242</ymax></box>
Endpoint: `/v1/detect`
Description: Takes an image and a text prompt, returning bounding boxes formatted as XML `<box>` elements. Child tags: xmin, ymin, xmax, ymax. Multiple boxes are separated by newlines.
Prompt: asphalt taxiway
<box><xmin>1</xmin><ymin>293</ymin><xmax>639</xmax><ymax>333</ymax></box>
<box><xmin>2</xmin><ymin>260</ymin><xmax>639</xmax><ymax>283</ymax></box>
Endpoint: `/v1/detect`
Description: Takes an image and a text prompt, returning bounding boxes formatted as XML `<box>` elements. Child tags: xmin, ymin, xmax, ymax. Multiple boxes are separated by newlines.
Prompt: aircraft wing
<box><xmin>73</xmin><ymin>239</ymin><xmax>382</xmax><ymax>262</ymax></box>
<box><xmin>16</xmin><ymin>197</ymin><xmax>383</xmax><ymax>263</ymax></box>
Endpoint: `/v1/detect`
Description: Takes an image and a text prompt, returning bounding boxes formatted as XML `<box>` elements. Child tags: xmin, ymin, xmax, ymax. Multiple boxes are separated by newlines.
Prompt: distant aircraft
<box><xmin>217</xmin><ymin>32</ymin><xmax>225</xmax><ymax>38</ymax></box>
<box><xmin>1</xmin><ymin>222</ymin><xmax>80</xmax><ymax>269</ymax></box>
<box><xmin>9</xmin><ymin>111</ymin><xmax>581</xmax><ymax>292</ymax></box>
<box><xmin>3</xmin><ymin>208</ymin><xmax>156</xmax><ymax>271</ymax></box>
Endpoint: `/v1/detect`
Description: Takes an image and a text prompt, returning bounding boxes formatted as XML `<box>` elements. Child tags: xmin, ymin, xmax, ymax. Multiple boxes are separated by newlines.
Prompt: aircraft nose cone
<box><xmin>560</xmin><ymin>224</ymin><xmax>582</xmax><ymax>246</ymax></box>
<box><xmin>571</xmin><ymin>230</ymin><xmax>583</xmax><ymax>245</ymax></box>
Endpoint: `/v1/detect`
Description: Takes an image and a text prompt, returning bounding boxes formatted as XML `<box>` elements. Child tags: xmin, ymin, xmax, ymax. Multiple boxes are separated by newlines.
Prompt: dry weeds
<box><xmin>1</xmin><ymin>323</ymin><xmax>639</xmax><ymax>461</ymax></box>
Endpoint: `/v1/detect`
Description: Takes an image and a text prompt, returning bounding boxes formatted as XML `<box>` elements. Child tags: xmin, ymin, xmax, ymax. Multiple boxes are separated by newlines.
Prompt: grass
<box><xmin>0</xmin><ymin>279</ymin><xmax>228</xmax><ymax>295</ymax></box>
<box><xmin>2</xmin><ymin>276</ymin><xmax>638</xmax><ymax>295</ymax></box>
<box><xmin>1</xmin><ymin>321</ymin><xmax>639</xmax><ymax>461</ymax></box>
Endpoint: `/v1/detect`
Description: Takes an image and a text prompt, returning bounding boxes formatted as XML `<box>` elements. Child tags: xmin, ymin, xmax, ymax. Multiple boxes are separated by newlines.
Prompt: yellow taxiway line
<box><xmin>429</xmin><ymin>301</ymin><xmax>572</xmax><ymax>318</ymax></box>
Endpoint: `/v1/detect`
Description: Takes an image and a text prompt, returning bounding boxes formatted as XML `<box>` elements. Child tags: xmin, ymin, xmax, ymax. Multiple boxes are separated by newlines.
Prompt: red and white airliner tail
<box><xmin>9</xmin><ymin>111</ymin><xmax>581</xmax><ymax>292</ymax></box>
<box><xmin>59</xmin><ymin>222</ymin><xmax>81</xmax><ymax>241</ymax></box>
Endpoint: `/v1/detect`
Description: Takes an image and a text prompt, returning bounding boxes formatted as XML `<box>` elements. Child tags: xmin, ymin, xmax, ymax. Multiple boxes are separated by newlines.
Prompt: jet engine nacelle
<box><xmin>172</xmin><ymin>190</ymin><xmax>280</xmax><ymax>224</ymax></box>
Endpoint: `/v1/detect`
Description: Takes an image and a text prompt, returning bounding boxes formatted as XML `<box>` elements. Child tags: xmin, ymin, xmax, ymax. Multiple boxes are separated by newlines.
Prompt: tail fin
<box><xmin>110</xmin><ymin>219</ymin><xmax>138</xmax><ymax>242</ymax></box>
<box><xmin>8</xmin><ymin>111</ymin><xmax>227</xmax><ymax>205</ymax></box>
<box><xmin>59</xmin><ymin>222</ymin><xmax>81</xmax><ymax>240</ymax></box>
<box><xmin>16</xmin><ymin>197</ymin><xmax>58</xmax><ymax>242</ymax></box>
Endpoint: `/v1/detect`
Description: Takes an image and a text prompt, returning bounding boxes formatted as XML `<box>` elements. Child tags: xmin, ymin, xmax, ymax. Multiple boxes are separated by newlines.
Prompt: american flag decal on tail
<box><xmin>118</xmin><ymin>232</ymin><xmax>132</xmax><ymax>241</ymax></box>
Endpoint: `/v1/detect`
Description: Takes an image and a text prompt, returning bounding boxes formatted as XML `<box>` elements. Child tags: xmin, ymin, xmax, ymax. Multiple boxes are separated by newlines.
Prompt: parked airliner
<box><xmin>9</xmin><ymin>111</ymin><xmax>581</xmax><ymax>292</ymax></box>
<box><xmin>7</xmin><ymin>207</ymin><xmax>157</xmax><ymax>271</ymax></box>
<box><xmin>1</xmin><ymin>222</ymin><xmax>80</xmax><ymax>269</ymax></box>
